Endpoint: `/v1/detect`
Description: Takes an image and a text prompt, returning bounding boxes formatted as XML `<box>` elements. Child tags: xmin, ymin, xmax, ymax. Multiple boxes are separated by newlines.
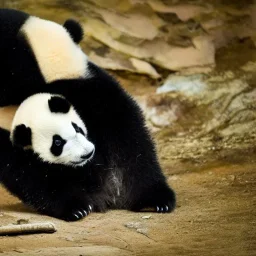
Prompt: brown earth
<box><xmin>0</xmin><ymin>143</ymin><xmax>255</xmax><ymax>256</ymax></box>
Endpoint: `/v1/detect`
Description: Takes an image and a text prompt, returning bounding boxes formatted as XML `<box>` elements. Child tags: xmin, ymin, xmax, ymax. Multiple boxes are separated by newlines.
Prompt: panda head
<box><xmin>10</xmin><ymin>93</ymin><xmax>95</xmax><ymax>167</ymax></box>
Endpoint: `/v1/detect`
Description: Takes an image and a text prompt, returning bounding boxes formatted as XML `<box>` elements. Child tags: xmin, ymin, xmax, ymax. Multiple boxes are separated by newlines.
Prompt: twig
<box><xmin>0</xmin><ymin>222</ymin><xmax>57</xmax><ymax>236</ymax></box>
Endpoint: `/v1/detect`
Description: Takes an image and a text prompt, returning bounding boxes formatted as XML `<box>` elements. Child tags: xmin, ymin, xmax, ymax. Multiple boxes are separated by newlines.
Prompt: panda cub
<box><xmin>0</xmin><ymin>93</ymin><xmax>97</xmax><ymax>220</ymax></box>
<box><xmin>0</xmin><ymin>92</ymin><xmax>176</xmax><ymax>221</ymax></box>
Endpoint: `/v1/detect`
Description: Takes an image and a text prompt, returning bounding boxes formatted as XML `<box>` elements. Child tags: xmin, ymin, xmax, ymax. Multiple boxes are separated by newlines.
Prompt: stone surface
<box><xmin>140</xmin><ymin>70</ymin><xmax>256</xmax><ymax>136</ymax></box>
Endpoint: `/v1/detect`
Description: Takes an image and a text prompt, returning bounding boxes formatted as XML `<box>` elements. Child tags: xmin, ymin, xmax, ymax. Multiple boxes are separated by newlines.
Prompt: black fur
<box><xmin>63</xmin><ymin>19</ymin><xmax>83</xmax><ymax>44</ymax></box>
<box><xmin>0</xmin><ymin>9</ymin><xmax>45</xmax><ymax>106</ymax></box>
<box><xmin>48</xmin><ymin>96</ymin><xmax>70</xmax><ymax>113</ymax></box>
<box><xmin>0</xmin><ymin>9</ymin><xmax>176</xmax><ymax>221</ymax></box>
<box><xmin>12</xmin><ymin>124</ymin><xmax>32</xmax><ymax>147</ymax></box>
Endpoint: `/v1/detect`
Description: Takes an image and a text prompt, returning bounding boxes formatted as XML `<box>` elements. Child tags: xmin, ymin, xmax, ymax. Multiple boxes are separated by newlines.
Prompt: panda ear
<box><xmin>48</xmin><ymin>96</ymin><xmax>71</xmax><ymax>113</ymax></box>
<box><xmin>12</xmin><ymin>124</ymin><xmax>32</xmax><ymax>147</ymax></box>
<box><xmin>63</xmin><ymin>19</ymin><xmax>84</xmax><ymax>44</ymax></box>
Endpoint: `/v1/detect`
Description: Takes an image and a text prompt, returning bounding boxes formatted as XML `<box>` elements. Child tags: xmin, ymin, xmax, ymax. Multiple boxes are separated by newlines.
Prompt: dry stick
<box><xmin>0</xmin><ymin>222</ymin><xmax>57</xmax><ymax>236</ymax></box>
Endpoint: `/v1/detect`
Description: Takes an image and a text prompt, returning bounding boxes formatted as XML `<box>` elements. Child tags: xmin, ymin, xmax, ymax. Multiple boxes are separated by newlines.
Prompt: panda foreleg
<box><xmin>33</xmin><ymin>193</ymin><xmax>94</xmax><ymax>222</ymax></box>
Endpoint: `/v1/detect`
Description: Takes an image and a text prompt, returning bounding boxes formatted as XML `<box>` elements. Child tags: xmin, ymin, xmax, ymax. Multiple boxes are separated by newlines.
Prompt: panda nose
<box><xmin>81</xmin><ymin>149</ymin><xmax>95</xmax><ymax>160</ymax></box>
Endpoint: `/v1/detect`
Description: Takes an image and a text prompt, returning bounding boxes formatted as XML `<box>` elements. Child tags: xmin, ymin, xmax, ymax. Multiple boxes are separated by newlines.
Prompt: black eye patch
<box><xmin>50</xmin><ymin>135</ymin><xmax>66</xmax><ymax>156</ymax></box>
<box><xmin>72</xmin><ymin>122</ymin><xmax>85</xmax><ymax>136</ymax></box>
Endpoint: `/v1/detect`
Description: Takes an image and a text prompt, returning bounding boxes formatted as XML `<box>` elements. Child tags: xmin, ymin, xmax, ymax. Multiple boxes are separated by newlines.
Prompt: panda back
<box><xmin>0</xmin><ymin>9</ymin><xmax>29</xmax><ymax>49</ymax></box>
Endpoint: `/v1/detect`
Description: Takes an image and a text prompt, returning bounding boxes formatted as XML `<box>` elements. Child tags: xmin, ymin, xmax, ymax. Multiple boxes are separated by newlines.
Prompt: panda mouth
<box><xmin>70</xmin><ymin>159</ymin><xmax>87</xmax><ymax>165</ymax></box>
<box><xmin>70</xmin><ymin>151</ymin><xmax>95</xmax><ymax>166</ymax></box>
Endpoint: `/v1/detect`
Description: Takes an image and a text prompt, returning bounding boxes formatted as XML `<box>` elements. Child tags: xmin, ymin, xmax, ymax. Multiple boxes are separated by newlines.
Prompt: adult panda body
<box><xmin>0</xmin><ymin>8</ymin><xmax>87</xmax><ymax>106</ymax></box>
<box><xmin>0</xmin><ymin>9</ymin><xmax>176</xmax><ymax>221</ymax></box>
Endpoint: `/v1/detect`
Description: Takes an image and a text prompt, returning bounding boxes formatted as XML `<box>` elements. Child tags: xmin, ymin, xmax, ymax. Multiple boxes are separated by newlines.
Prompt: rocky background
<box><xmin>1</xmin><ymin>0</ymin><xmax>256</xmax><ymax>168</ymax></box>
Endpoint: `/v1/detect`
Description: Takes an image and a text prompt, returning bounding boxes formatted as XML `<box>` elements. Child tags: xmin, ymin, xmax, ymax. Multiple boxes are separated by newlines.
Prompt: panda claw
<box><xmin>65</xmin><ymin>205</ymin><xmax>93</xmax><ymax>221</ymax></box>
<box><xmin>73</xmin><ymin>213</ymin><xmax>79</xmax><ymax>219</ymax></box>
<box><xmin>156</xmin><ymin>205</ymin><xmax>171</xmax><ymax>213</ymax></box>
<box><xmin>77</xmin><ymin>210</ymin><xmax>84</xmax><ymax>218</ymax></box>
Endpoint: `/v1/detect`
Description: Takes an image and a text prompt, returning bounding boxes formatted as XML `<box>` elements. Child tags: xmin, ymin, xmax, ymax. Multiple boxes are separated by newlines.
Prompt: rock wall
<box><xmin>2</xmin><ymin>0</ymin><xmax>255</xmax><ymax>76</ymax></box>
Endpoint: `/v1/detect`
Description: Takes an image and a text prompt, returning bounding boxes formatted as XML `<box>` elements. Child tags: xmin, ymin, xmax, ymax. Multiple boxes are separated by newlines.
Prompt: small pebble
<box><xmin>141</xmin><ymin>215</ymin><xmax>151</xmax><ymax>219</ymax></box>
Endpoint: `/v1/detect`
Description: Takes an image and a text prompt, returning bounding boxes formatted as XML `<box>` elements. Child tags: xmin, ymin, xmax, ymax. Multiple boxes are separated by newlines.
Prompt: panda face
<box><xmin>47</xmin><ymin>121</ymin><xmax>95</xmax><ymax>166</ymax></box>
<box><xmin>10</xmin><ymin>93</ymin><xmax>95</xmax><ymax>167</ymax></box>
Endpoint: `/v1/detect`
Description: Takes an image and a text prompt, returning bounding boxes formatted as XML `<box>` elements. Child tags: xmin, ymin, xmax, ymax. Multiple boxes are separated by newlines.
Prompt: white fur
<box><xmin>21</xmin><ymin>16</ymin><xmax>89</xmax><ymax>83</ymax></box>
<box><xmin>10</xmin><ymin>93</ymin><xmax>95</xmax><ymax>167</ymax></box>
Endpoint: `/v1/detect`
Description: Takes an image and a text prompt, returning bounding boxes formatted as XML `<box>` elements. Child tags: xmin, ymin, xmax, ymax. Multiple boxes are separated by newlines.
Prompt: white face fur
<box><xmin>10</xmin><ymin>93</ymin><xmax>95</xmax><ymax>167</ymax></box>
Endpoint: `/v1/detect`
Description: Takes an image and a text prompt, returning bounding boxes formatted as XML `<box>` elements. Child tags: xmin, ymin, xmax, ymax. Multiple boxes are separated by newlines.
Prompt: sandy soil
<box><xmin>0</xmin><ymin>148</ymin><xmax>255</xmax><ymax>256</ymax></box>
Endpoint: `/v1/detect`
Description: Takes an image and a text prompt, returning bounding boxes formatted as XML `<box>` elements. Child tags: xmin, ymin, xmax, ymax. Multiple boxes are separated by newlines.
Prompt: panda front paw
<box><xmin>64</xmin><ymin>204</ymin><xmax>93</xmax><ymax>221</ymax></box>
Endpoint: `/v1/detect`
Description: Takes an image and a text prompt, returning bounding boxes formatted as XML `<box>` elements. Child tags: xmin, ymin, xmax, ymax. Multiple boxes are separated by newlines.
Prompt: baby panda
<box><xmin>0</xmin><ymin>91</ymin><xmax>176</xmax><ymax>221</ymax></box>
<box><xmin>0</xmin><ymin>93</ymin><xmax>97</xmax><ymax>220</ymax></box>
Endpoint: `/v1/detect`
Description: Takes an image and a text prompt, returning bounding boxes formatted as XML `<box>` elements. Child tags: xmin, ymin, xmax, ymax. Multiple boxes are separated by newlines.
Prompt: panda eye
<box><xmin>79</xmin><ymin>127</ymin><xmax>85</xmax><ymax>136</ymax></box>
<box><xmin>72</xmin><ymin>122</ymin><xmax>85</xmax><ymax>136</ymax></box>
<box><xmin>74</xmin><ymin>125</ymin><xmax>80</xmax><ymax>133</ymax></box>
<box><xmin>54</xmin><ymin>139</ymin><xmax>62</xmax><ymax>146</ymax></box>
<box><xmin>51</xmin><ymin>135</ymin><xmax>66</xmax><ymax>157</ymax></box>
<box><xmin>52</xmin><ymin>135</ymin><xmax>66</xmax><ymax>147</ymax></box>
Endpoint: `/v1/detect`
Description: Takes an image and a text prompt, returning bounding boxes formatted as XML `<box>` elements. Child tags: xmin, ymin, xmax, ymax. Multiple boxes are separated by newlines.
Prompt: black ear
<box><xmin>12</xmin><ymin>124</ymin><xmax>32</xmax><ymax>147</ymax></box>
<box><xmin>48</xmin><ymin>96</ymin><xmax>71</xmax><ymax>114</ymax></box>
<box><xmin>63</xmin><ymin>19</ymin><xmax>84</xmax><ymax>44</ymax></box>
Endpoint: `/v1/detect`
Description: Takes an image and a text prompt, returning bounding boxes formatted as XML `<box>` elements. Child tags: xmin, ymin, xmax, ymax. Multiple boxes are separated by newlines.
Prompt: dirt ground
<box><xmin>0</xmin><ymin>143</ymin><xmax>255</xmax><ymax>256</ymax></box>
